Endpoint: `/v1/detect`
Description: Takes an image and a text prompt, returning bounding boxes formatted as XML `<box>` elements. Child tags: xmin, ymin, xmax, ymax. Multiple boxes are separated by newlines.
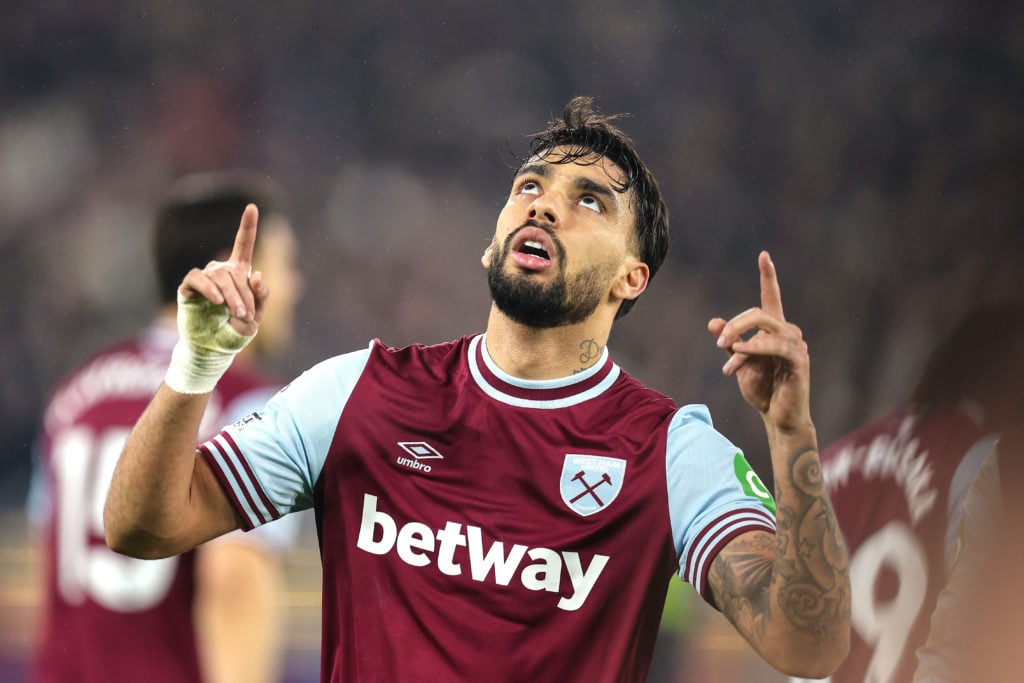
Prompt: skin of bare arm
<box><xmin>705</xmin><ymin>251</ymin><xmax>851</xmax><ymax>678</ymax></box>
<box><xmin>104</xmin><ymin>205</ymin><xmax>266</xmax><ymax>559</ymax></box>
<box><xmin>195</xmin><ymin>540</ymin><xmax>284</xmax><ymax>683</ymax></box>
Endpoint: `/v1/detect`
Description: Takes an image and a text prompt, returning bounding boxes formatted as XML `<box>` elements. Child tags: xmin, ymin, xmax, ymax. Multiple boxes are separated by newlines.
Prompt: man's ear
<box><xmin>612</xmin><ymin>258</ymin><xmax>649</xmax><ymax>303</ymax></box>
<box><xmin>481</xmin><ymin>243</ymin><xmax>495</xmax><ymax>269</ymax></box>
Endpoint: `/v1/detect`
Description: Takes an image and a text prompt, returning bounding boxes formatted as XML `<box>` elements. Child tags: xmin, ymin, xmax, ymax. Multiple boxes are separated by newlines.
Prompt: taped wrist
<box><xmin>164</xmin><ymin>293</ymin><xmax>255</xmax><ymax>394</ymax></box>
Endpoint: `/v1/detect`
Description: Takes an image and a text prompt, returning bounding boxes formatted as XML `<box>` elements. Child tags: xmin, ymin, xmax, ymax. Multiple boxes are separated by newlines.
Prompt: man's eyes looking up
<box><xmin>517</xmin><ymin>180</ymin><xmax>603</xmax><ymax>214</ymax></box>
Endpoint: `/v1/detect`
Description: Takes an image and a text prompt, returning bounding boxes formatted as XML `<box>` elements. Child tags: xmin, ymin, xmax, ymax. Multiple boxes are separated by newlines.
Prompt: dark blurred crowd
<box><xmin>1</xmin><ymin>0</ymin><xmax>1022</xmax><ymax>503</ymax></box>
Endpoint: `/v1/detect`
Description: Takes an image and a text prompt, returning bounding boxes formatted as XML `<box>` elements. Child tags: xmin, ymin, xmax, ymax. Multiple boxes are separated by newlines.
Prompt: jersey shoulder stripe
<box><xmin>200</xmin><ymin>431</ymin><xmax>281</xmax><ymax>529</ymax></box>
<box><xmin>201</xmin><ymin>344</ymin><xmax>375</xmax><ymax>526</ymax></box>
<box><xmin>665</xmin><ymin>404</ymin><xmax>777</xmax><ymax>605</ymax></box>
<box><xmin>684</xmin><ymin>507</ymin><xmax>776</xmax><ymax>603</ymax></box>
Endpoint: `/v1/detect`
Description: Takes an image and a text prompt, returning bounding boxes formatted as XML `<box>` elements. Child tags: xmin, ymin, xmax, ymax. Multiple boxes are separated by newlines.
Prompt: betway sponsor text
<box><xmin>356</xmin><ymin>493</ymin><xmax>608</xmax><ymax>611</ymax></box>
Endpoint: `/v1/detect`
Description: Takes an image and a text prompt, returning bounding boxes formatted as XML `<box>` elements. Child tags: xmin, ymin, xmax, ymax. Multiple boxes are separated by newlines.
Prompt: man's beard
<box><xmin>487</xmin><ymin>224</ymin><xmax>612</xmax><ymax>329</ymax></box>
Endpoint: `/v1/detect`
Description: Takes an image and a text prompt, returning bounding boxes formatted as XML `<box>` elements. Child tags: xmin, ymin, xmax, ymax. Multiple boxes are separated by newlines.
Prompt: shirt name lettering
<box><xmin>822</xmin><ymin>416</ymin><xmax>937</xmax><ymax>524</ymax></box>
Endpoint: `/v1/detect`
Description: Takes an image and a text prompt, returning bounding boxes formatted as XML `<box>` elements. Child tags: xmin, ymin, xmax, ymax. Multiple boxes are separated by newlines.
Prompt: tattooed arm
<box><xmin>708</xmin><ymin>436</ymin><xmax>849</xmax><ymax>677</ymax></box>
<box><xmin>706</xmin><ymin>252</ymin><xmax>850</xmax><ymax>678</ymax></box>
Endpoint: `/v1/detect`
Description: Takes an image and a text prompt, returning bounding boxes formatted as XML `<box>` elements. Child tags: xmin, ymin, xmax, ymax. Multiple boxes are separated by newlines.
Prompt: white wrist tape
<box><xmin>164</xmin><ymin>293</ymin><xmax>255</xmax><ymax>394</ymax></box>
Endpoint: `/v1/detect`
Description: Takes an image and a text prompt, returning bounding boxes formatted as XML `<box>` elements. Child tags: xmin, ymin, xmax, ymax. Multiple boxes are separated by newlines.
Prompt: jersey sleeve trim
<box><xmin>683</xmin><ymin>507</ymin><xmax>776</xmax><ymax>605</ymax></box>
<box><xmin>200</xmin><ymin>431</ymin><xmax>282</xmax><ymax>530</ymax></box>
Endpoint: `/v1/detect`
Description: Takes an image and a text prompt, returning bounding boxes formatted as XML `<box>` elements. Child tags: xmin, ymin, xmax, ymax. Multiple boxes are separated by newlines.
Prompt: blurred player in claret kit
<box><xmin>104</xmin><ymin>97</ymin><xmax>850</xmax><ymax>682</ymax></box>
<box><xmin>913</xmin><ymin>427</ymin><xmax>1024</xmax><ymax>683</ymax></box>
<box><xmin>29</xmin><ymin>172</ymin><xmax>306</xmax><ymax>683</ymax></box>
<box><xmin>796</xmin><ymin>302</ymin><xmax>1024</xmax><ymax>683</ymax></box>
<box><xmin>913</xmin><ymin>315</ymin><xmax>1024</xmax><ymax>683</ymax></box>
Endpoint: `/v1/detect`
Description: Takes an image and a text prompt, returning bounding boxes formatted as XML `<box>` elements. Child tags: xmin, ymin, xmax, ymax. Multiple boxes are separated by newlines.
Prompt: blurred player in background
<box><xmin>29</xmin><ymin>173</ymin><xmax>305</xmax><ymax>683</ymax></box>
<box><xmin>795</xmin><ymin>302</ymin><xmax>1024</xmax><ymax>683</ymax></box>
<box><xmin>913</xmin><ymin>429</ymin><xmax>1024</xmax><ymax>682</ymax></box>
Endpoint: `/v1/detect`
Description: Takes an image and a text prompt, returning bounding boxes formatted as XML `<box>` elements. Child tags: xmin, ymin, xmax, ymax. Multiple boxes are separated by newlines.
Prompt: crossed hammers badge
<box><xmin>559</xmin><ymin>455</ymin><xmax>627</xmax><ymax>517</ymax></box>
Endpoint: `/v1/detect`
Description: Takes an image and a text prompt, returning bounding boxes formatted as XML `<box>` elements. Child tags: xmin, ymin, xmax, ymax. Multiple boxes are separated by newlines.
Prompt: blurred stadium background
<box><xmin>0</xmin><ymin>2</ymin><xmax>1021</xmax><ymax>681</ymax></box>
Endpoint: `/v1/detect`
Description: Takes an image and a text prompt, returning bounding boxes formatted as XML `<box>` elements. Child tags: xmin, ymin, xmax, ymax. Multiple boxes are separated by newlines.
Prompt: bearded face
<box><xmin>486</xmin><ymin>221</ymin><xmax>616</xmax><ymax>329</ymax></box>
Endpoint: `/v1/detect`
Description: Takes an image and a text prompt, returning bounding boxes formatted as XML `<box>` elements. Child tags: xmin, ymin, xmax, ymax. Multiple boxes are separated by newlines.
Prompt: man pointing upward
<box><xmin>105</xmin><ymin>97</ymin><xmax>849</xmax><ymax>682</ymax></box>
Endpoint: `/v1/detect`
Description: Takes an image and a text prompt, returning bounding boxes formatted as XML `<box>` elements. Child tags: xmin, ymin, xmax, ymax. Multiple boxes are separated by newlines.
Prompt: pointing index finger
<box><xmin>759</xmin><ymin>250</ymin><xmax>785</xmax><ymax>320</ymax></box>
<box><xmin>229</xmin><ymin>204</ymin><xmax>259</xmax><ymax>267</ymax></box>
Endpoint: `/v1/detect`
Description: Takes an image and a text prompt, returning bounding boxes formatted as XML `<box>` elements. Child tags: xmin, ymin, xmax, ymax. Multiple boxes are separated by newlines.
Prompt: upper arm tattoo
<box><xmin>709</xmin><ymin>530</ymin><xmax>776</xmax><ymax>642</ymax></box>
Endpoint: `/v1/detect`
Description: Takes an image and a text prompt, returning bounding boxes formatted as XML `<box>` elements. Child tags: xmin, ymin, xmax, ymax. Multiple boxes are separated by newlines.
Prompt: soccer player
<box><xmin>104</xmin><ymin>97</ymin><xmax>851</xmax><ymax>681</ymax></box>
<box><xmin>30</xmin><ymin>173</ymin><xmax>305</xmax><ymax>683</ymax></box>
<box><xmin>803</xmin><ymin>303</ymin><xmax>1024</xmax><ymax>683</ymax></box>
<box><xmin>913</xmin><ymin>428</ymin><xmax>1024</xmax><ymax>683</ymax></box>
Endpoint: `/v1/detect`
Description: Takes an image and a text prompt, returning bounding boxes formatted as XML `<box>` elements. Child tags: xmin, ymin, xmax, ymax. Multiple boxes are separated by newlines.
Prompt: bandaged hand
<box><xmin>164</xmin><ymin>204</ymin><xmax>268</xmax><ymax>394</ymax></box>
<box><xmin>165</xmin><ymin>291</ymin><xmax>255</xmax><ymax>394</ymax></box>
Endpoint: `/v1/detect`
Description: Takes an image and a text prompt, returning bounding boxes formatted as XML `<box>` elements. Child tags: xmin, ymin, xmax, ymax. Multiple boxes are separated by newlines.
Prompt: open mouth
<box><xmin>509</xmin><ymin>226</ymin><xmax>557</xmax><ymax>271</ymax></box>
<box><xmin>518</xmin><ymin>239</ymin><xmax>551</xmax><ymax>260</ymax></box>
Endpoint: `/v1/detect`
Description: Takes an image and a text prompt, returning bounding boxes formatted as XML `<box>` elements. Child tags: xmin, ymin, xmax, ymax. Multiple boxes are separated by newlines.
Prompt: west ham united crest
<box><xmin>560</xmin><ymin>454</ymin><xmax>627</xmax><ymax>516</ymax></box>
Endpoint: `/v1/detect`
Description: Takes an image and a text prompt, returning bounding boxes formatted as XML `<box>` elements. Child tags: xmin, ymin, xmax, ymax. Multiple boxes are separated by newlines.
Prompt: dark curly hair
<box><xmin>520</xmin><ymin>96</ymin><xmax>670</xmax><ymax>319</ymax></box>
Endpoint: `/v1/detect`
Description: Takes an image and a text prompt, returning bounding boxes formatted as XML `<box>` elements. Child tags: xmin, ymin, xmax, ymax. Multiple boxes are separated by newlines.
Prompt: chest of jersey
<box><xmin>318</xmin><ymin>354</ymin><xmax>677</xmax><ymax>612</ymax></box>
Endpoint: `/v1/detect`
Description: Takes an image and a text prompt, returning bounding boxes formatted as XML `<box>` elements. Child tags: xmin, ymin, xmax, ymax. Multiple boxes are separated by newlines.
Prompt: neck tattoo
<box><xmin>578</xmin><ymin>338</ymin><xmax>602</xmax><ymax>366</ymax></box>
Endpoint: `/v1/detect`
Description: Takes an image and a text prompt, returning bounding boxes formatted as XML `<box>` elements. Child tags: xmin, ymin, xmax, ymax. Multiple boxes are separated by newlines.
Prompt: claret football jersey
<box><xmin>32</xmin><ymin>324</ymin><xmax>287</xmax><ymax>683</ymax></box>
<box><xmin>201</xmin><ymin>334</ymin><xmax>777</xmax><ymax>682</ymax></box>
<box><xmin>813</xmin><ymin>404</ymin><xmax>991</xmax><ymax>683</ymax></box>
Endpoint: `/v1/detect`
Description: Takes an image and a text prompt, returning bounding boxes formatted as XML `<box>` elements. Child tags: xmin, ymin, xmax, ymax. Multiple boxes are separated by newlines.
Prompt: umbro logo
<box><xmin>396</xmin><ymin>441</ymin><xmax>444</xmax><ymax>473</ymax></box>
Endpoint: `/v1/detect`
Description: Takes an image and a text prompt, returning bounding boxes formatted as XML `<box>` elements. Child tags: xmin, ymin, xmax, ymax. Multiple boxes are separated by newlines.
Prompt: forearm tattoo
<box><xmin>710</xmin><ymin>446</ymin><xmax>850</xmax><ymax>646</ymax></box>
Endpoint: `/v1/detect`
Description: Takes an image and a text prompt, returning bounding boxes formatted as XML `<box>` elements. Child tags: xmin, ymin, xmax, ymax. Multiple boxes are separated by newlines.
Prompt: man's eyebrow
<box><xmin>514</xmin><ymin>162</ymin><xmax>552</xmax><ymax>180</ymax></box>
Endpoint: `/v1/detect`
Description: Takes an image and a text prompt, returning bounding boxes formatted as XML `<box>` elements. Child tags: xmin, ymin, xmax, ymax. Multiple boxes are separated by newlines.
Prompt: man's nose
<box><xmin>528</xmin><ymin>194</ymin><xmax>560</xmax><ymax>228</ymax></box>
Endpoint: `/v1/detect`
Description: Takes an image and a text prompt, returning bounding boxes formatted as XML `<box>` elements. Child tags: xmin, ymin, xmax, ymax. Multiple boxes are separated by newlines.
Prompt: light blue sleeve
<box><xmin>201</xmin><ymin>345</ymin><xmax>372</xmax><ymax>529</ymax></box>
<box><xmin>666</xmin><ymin>404</ymin><xmax>777</xmax><ymax>602</ymax></box>
<box><xmin>222</xmin><ymin>385</ymin><xmax>282</xmax><ymax>425</ymax></box>
<box><xmin>216</xmin><ymin>382</ymin><xmax>304</xmax><ymax>547</ymax></box>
